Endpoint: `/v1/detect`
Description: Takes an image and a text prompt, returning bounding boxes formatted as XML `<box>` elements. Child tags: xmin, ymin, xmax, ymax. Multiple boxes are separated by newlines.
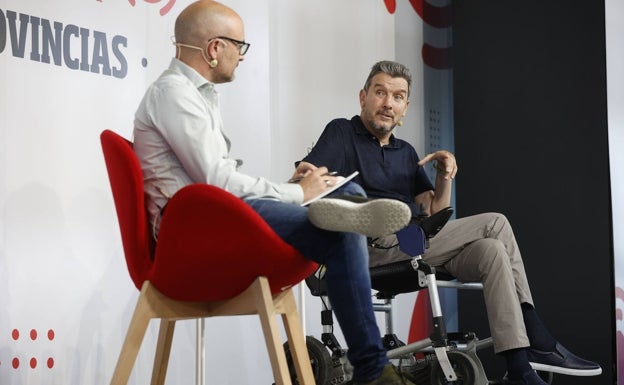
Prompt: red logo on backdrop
<box><xmin>0</xmin><ymin>329</ymin><xmax>56</xmax><ymax>370</ymax></box>
<box><xmin>408</xmin><ymin>291</ymin><xmax>433</xmax><ymax>347</ymax></box>
<box><xmin>97</xmin><ymin>0</ymin><xmax>176</xmax><ymax>16</ymax></box>
<box><xmin>384</xmin><ymin>0</ymin><xmax>421</xmax><ymax>15</ymax></box>
<box><xmin>383</xmin><ymin>0</ymin><xmax>452</xmax><ymax>70</ymax></box>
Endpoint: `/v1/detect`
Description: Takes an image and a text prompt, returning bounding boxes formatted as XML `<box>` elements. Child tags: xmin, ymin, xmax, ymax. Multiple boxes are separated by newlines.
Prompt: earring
<box><xmin>209</xmin><ymin>59</ymin><xmax>218</xmax><ymax>68</ymax></box>
<box><xmin>397</xmin><ymin>120</ymin><xmax>403</xmax><ymax>126</ymax></box>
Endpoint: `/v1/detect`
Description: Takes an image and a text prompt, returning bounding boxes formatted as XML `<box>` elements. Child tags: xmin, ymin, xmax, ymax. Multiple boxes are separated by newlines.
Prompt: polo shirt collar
<box><xmin>352</xmin><ymin>115</ymin><xmax>399</xmax><ymax>148</ymax></box>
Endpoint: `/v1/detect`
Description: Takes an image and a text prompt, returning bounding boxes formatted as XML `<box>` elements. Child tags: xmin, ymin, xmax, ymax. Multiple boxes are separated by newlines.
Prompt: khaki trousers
<box><xmin>368</xmin><ymin>212</ymin><xmax>533</xmax><ymax>353</ymax></box>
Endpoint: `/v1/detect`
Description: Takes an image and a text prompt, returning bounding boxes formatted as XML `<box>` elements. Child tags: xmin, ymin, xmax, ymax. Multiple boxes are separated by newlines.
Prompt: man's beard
<box><xmin>369</xmin><ymin>121</ymin><xmax>395</xmax><ymax>136</ymax></box>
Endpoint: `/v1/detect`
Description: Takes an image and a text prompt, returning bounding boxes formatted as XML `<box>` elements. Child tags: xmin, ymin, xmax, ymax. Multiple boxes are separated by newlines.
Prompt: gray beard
<box><xmin>370</xmin><ymin>122</ymin><xmax>394</xmax><ymax>136</ymax></box>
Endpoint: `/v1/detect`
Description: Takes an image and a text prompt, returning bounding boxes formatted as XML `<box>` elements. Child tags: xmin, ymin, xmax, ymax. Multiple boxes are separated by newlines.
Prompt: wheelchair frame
<box><xmin>288</xmin><ymin>208</ymin><xmax>491</xmax><ymax>385</ymax></box>
<box><xmin>302</xmin><ymin>256</ymin><xmax>491</xmax><ymax>385</ymax></box>
<box><xmin>281</xmin><ymin>207</ymin><xmax>555</xmax><ymax>385</ymax></box>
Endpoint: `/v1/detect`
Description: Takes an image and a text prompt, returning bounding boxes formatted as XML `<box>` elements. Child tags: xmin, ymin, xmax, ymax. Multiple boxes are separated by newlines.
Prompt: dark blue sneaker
<box><xmin>527</xmin><ymin>342</ymin><xmax>602</xmax><ymax>376</ymax></box>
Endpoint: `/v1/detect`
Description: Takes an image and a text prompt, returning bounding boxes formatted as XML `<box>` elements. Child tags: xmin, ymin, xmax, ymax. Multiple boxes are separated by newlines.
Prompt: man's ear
<box><xmin>359</xmin><ymin>89</ymin><xmax>366</xmax><ymax>107</ymax></box>
<box><xmin>206</xmin><ymin>39</ymin><xmax>221</xmax><ymax>60</ymax></box>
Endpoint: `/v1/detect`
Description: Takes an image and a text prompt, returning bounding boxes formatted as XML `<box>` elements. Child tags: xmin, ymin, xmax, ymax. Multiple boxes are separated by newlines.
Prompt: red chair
<box><xmin>100</xmin><ymin>129</ymin><xmax>318</xmax><ymax>385</ymax></box>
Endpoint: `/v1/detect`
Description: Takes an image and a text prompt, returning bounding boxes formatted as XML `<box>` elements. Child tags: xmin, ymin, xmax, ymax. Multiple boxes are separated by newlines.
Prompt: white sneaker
<box><xmin>307</xmin><ymin>197</ymin><xmax>411</xmax><ymax>238</ymax></box>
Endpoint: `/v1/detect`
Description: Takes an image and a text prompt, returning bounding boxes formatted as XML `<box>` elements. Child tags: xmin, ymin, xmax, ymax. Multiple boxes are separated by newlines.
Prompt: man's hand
<box><xmin>418</xmin><ymin>150</ymin><xmax>458</xmax><ymax>180</ymax></box>
<box><xmin>289</xmin><ymin>161</ymin><xmax>317</xmax><ymax>183</ymax></box>
<box><xmin>298</xmin><ymin>167</ymin><xmax>338</xmax><ymax>202</ymax></box>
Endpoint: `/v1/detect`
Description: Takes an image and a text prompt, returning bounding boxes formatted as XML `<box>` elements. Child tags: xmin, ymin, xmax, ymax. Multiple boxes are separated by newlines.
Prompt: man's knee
<box><xmin>324</xmin><ymin>231</ymin><xmax>369</xmax><ymax>265</ymax></box>
<box><xmin>477</xmin><ymin>212</ymin><xmax>513</xmax><ymax>239</ymax></box>
<box><xmin>474</xmin><ymin>238</ymin><xmax>510</xmax><ymax>273</ymax></box>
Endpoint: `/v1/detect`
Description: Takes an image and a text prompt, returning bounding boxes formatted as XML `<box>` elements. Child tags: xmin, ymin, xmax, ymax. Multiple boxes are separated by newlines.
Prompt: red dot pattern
<box><xmin>4</xmin><ymin>329</ymin><xmax>55</xmax><ymax>370</ymax></box>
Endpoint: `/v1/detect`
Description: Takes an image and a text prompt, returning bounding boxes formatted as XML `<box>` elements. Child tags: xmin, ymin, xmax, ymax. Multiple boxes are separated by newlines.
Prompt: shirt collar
<box><xmin>168</xmin><ymin>58</ymin><xmax>215</xmax><ymax>92</ymax></box>
<box><xmin>352</xmin><ymin>115</ymin><xmax>399</xmax><ymax>148</ymax></box>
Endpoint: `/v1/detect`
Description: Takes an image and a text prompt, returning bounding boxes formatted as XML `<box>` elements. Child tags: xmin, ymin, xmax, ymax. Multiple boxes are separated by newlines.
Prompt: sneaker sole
<box><xmin>529</xmin><ymin>362</ymin><xmax>603</xmax><ymax>376</ymax></box>
<box><xmin>307</xmin><ymin>198</ymin><xmax>411</xmax><ymax>238</ymax></box>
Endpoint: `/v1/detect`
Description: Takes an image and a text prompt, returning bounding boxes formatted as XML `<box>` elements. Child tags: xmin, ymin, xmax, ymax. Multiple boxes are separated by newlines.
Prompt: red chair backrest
<box><xmin>101</xmin><ymin>129</ymin><xmax>318</xmax><ymax>301</ymax></box>
<box><xmin>100</xmin><ymin>130</ymin><xmax>153</xmax><ymax>288</ymax></box>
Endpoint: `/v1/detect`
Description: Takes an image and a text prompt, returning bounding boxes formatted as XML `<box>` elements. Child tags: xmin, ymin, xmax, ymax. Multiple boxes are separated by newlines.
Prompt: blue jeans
<box><xmin>244</xmin><ymin>183</ymin><xmax>387</xmax><ymax>382</ymax></box>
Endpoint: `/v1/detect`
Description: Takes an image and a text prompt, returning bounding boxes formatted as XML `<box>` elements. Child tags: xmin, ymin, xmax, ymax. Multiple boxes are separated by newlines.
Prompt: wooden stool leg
<box><xmin>110</xmin><ymin>294</ymin><xmax>153</xmax><ymax>385</ymax></box>
<box><xmin>281</xmin><ymin>289</ymin><xmax>315</xmax><ymax>385</ymax></box>
<box><xmin>151</xmin><ymin>319</ymin><xmax>176</xmax><ymax>385</ymax></box>
<box><xmin>253</xmin><ymin>277</ymin><xmax>293</xmax><ymax>385</ymax></box>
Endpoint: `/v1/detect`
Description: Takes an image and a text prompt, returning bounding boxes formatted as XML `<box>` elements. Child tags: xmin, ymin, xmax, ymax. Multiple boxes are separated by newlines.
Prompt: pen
<box><xmin>288</xmin><ymin>171</ymin><xmax>338</xmax><ymax>183</ymax></box>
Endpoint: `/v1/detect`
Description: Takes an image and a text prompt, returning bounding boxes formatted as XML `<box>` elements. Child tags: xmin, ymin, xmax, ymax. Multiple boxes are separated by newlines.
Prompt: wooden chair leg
<box><xmin>151</xmin><ymin>319</ymin><xmax>176</xmax><ymax>385</ymax></box>
<box><xmin>280</xmin><ymin>289</ymin><xmax>315</xmax><ymax>385</ymax></box>
<box><xmin>253</xmin><ymin>277</ymin><xmax>293</xmax><ymax>385</ymax></box>
<box><xmin>111</xmin><ymin>278</ymin><xmax>314</xmax><ymax>385</ymax></box>
<box><xmin>110</xmin><ymin>294</ymin><xmax>154</xmax><ymax>385</ymax></box>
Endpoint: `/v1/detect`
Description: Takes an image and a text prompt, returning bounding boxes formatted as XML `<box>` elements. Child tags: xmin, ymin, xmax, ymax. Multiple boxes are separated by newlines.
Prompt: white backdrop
<box><xmin>0</xmin><ymin>1</ymin><xmax>426</xmax><ymax>384</ymax></box>
<box><xmin>606</xmin><ymin>0</ymin><xmax>624</xmax><ymax>382</ymax></box>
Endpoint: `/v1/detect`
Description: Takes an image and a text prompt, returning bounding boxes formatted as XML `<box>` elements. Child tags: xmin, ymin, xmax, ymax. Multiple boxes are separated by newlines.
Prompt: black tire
<box><xmin>430</xmin><ymin>351</ymin><xmax>478</xmax><ymax>385</ymax></box>
<box><xmin>404</xmin><ymin>357</ymin><xmax>434</xmax><ymax>384</ymax></box>
<box><xmin>283</xmin><ymin>336</ymin><xmax>332</xmax><ymax>385</ymax></box>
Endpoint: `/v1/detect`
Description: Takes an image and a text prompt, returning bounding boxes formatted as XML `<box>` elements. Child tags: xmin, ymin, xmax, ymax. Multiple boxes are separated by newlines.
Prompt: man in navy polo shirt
<box><xmin>293</xmin><ymin>61</ymin><xmax>601</xmax><ymax>385</ymax></box>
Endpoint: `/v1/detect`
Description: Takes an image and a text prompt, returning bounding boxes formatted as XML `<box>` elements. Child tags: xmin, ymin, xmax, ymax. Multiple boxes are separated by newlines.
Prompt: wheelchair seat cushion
<box><xmin>369</xmin><ymin>259</ymin><xmax>460</xmax><ymax>298</ymax></box>
<box><xmin>369</xmin><ymin>259</ymin><xmax>425</xmax><ymax>296</ymax></box>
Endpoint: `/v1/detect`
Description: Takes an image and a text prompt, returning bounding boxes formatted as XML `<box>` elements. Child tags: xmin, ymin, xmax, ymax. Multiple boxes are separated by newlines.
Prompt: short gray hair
<box><xmin>363</xmin><ymin>61</ymin><xmax>412</xmax><ymax>97</ymax></box>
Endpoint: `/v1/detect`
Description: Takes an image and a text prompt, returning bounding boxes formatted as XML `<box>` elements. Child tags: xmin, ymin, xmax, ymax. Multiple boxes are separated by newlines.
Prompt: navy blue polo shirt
<box><xmin>303</xmin><ymin>115</ymin><xmax>434</xmax><ymax>216</ymax></box>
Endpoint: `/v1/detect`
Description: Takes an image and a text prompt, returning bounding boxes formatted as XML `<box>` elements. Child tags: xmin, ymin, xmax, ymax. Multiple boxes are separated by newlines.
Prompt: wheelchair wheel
<box><xmin>430</xmin><ymin>351</ymin><xmax>478</xmax><ymax>385</ymax></box>
<box><xmin>282</xmin><ymin>336</ymin><xmax>332</xmax><ymax>385</ymax></box>
<box><xmin>402</xmin><ymin>357</ymin><xmax>435</xmax><ymax>384</ymax></box>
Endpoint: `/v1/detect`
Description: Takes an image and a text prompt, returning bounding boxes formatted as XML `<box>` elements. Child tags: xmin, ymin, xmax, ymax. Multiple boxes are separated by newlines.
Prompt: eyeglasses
<box><xmin>212</xmin><ymin>36</ymin><xmax>250</xmax><ymax>55</ymax></box>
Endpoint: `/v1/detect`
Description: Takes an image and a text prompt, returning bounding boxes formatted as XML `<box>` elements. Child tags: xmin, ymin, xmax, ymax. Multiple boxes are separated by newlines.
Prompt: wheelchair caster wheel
<box><xmin>430</xmin><ymin>351</ymin><xmax>478</xmax><ymax>385</ymax></box>
<box><xmin>282</xmin><ymin>336</ymin><xmax>332</xmax><ymax>385</ymax></box>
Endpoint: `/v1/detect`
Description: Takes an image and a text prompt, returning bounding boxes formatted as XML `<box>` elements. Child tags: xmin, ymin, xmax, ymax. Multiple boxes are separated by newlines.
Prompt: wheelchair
<box><xmin>281</xmin><ymin>207</ymin><xmax>554</xmax><ymax>385</ymax></box>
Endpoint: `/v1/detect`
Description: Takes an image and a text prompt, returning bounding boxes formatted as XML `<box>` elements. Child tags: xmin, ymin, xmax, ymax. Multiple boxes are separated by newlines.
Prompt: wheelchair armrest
<box><xmin>414</xmin><ymin>206</ymin><xmax>454</xmax><ymax>239</ymax></box>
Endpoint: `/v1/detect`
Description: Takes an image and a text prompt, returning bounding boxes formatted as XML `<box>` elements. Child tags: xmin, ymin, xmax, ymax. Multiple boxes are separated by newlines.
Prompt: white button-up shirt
<box><xmin>133</xmin><ymin>58</ymin><xmax>303</xmax><ymax>231</ymax></box>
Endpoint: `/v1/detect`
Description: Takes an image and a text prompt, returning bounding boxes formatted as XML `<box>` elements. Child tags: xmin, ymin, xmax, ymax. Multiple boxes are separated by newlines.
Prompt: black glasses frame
<box><xmin>214</xmin><ymin>36</ymin><xmax>250</xmax><ymax>55</ymax></box>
